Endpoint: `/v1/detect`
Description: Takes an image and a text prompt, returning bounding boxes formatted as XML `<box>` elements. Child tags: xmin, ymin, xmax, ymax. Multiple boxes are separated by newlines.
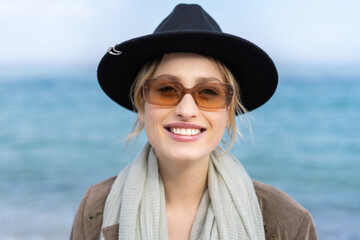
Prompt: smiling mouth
<box><xmin>165</xmin><ymin>127</ymin><xmax>206</xmax><ymax>136</ymax></box>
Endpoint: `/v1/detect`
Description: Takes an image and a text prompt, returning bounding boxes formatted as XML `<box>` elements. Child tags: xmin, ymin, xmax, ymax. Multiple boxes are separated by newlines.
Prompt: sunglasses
<box><xmin>142</xmin><ymin>78</ymin><xmax>233</xmax><ymax>110</ymax></box>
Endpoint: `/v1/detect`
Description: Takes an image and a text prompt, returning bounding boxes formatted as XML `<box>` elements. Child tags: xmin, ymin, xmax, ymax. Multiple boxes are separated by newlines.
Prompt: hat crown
<box><xmin>154</xmin><ymin>4</ymin><xmax>222</xmax><ymax>33</ymax></box>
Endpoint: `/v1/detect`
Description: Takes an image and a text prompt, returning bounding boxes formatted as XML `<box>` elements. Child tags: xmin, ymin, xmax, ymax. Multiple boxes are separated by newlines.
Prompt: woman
<box><xmin>71</xmin><ymin>4</ymin><xmax>317</xmax><ymax>240</ymax></box>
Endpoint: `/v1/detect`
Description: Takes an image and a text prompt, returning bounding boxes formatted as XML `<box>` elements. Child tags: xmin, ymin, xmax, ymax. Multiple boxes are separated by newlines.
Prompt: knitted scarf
<box><xmin>100</xmin><ymin>142</ymin><xmax>265</xmax><ymax>239</ymax></box>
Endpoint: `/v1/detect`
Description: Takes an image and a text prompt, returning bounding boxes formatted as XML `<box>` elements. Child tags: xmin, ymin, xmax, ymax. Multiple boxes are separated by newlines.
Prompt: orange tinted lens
<box><xmin>145</xmin><ymin>80</ymin><xmax>181</xmax><ymax>105</ymax></box>
<box><xmin>195</xmin><ymin>83</ymin><xmax>227</xmax><ymax>108</ymax></box>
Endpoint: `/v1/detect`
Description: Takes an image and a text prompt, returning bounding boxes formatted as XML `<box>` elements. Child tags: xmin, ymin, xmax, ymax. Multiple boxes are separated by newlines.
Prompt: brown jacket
<box><xmin>71</xmin><ymin>177</ymin><xmax>317</xmax><ymax>240</ymax></box>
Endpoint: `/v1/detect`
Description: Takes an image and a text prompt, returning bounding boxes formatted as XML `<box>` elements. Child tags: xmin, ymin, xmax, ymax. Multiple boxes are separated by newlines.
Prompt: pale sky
<box><xmin>1</xmin><ymin>0</ymin><xmax>359</xmax><ymax>75</ymax></box>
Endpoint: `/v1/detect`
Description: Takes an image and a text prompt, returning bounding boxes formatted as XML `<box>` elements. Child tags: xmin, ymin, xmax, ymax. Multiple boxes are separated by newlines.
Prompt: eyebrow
<box><xmin>153</xmin><ymin>74</ymin><xmax>222</xmax><ymax>83</ymax></box>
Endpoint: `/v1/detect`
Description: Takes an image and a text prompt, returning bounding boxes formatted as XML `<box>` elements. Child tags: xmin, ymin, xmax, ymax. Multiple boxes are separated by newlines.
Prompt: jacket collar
<box><xmin>102</xmin><ymin>224</ymin><xmax>119</xmax><ymax>240</ymax></box>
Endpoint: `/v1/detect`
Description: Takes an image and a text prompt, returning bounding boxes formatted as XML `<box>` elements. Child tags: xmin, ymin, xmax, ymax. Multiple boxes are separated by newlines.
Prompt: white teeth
<box><xmin>170</xmin><ymin>128</ymin><xmax>202</xmax><ymax>136</ymax></box>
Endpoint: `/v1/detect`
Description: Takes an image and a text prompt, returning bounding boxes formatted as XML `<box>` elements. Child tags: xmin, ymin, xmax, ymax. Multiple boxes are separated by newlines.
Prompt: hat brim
<box><xmin>97</xmin><ymin>30</ymin><xmax>278</xmax><ymax>113</ymax></box>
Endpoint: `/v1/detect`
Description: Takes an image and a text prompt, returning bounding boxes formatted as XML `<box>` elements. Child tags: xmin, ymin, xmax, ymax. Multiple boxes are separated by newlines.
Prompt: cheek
<box><xmin>144</xmin><ymin>105</ymin><xmax>156</xmax><ymax>140</ymax></box>
<box><xmin>212</xmin><ymin>110</ymin><xmax>228</xmax><ymax>129</ymax></box>
<box><xmin>143</xmin><ymin>104</ymin><xmax>169</xmax><ymax>142</ymax></box>
<box><xmin>206</xmin><ymin>110</ymin><xmax>229</xmax><ymax>138</ymax></box>
<box><xmin>217</xmin><ymin>117</ymin><xmax>228</xmax><ymax>139</ymax></box>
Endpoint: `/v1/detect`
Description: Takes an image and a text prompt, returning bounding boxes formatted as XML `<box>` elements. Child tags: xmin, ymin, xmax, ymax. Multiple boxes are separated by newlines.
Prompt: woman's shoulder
<box><xmin>80</xmin><ymin>176</ymin><xmax>116</xmax><ymax>215</ymax></box>
<box><xmin>253</xmin><ymin>180</ymin><xmax>308</xmax><ymax>215</ymax></box>
<box><xmin>253</xmin><ymin>180</ymin><xmax>318</xmax><ymax>240</ymax></box>
<box><xmin>87</xmin><ymin>176</ymin><xmax>116</xmax><ymax>199</ymax></box>
<box><xmin>70</xmin><ymin>177</ymin><xmax>116</xmax><ymax>240</ymax></box>
<box><xmin>82</xmin><ymin>176</ymin><xmax>116</xmax><ymax>217</ymax></box>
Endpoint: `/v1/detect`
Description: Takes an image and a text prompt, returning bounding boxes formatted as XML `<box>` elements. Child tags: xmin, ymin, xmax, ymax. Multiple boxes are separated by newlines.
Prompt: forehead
<box><xmin>152</xmin><ymin>53</ymin><xmax>224</xmax><ymax>85</ymax></box>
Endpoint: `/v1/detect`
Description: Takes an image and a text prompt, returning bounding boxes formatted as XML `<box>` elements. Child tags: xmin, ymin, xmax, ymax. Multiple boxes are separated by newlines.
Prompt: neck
<box><xmin>158</xmin><ymin>155</ymin><xmax>209</xmax><ymax>207</ymax></box>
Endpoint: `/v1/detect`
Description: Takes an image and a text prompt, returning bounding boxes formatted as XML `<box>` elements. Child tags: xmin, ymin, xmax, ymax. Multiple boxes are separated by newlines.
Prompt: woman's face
<box><xmin>143</xmin><ymin>53</ymin><xmax>228</xmax><ymax>165</ymax></box>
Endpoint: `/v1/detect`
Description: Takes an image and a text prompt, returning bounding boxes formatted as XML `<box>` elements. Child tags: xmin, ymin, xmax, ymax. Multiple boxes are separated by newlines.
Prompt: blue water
<box><xmin>1</xmin><ymin>72</ymin><xmax>359</xmax><ymax>239</ymax></box>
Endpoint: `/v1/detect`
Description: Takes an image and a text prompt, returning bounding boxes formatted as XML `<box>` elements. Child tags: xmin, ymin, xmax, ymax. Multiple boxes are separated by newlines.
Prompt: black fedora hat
<box><xmin>97</xmin><ymin>3</ymin><xmax>278</xmax><ymax>113</ymax></box>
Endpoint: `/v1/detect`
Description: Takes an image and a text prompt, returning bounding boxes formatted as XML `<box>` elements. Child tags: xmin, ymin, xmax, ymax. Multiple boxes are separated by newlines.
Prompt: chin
<box><xmin>165</xmin><ymin>145</ymin><xmax>212</xmax><ymax>163</ymax></box>
<box><xmin>149</xmin><ymin>134</ymin><xmax>220</xmax><ymax>164</ymax></box>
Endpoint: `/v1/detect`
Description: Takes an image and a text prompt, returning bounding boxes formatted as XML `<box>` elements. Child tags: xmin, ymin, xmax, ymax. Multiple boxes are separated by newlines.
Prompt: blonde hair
<box><xmin>127</xmin><ymin>55</ymin><xmax>248</xmax><ymax>151</ymax></box>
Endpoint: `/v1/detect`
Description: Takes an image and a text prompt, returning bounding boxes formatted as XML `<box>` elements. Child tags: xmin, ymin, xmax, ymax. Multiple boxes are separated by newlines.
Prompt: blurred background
<box><xmin>1</xmin><ymin>0</ymin><xmax>359</xmax><ymax>239</ymax></box>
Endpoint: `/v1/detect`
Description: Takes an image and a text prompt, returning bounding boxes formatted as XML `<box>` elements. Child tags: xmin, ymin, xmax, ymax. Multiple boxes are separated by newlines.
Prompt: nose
<box><xmin>174</xmin><ymin>93</ymin><xmax>199</xmax><ymax>119</ymax></box>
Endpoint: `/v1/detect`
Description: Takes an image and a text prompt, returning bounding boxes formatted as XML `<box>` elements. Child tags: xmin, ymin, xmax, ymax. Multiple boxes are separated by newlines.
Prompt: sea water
<box><xmin>0</xmin><ymin>72</ymin><xmax>359</xmax><ymax>239</ymax></box>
